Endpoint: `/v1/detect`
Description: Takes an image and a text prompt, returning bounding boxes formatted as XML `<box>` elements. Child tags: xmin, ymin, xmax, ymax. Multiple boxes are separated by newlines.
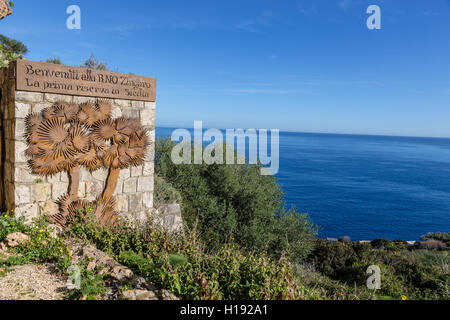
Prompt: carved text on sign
<box><xmin>15</xmin><ymin>60</ymin><xmax>156</xmax><ymax>102</ymax></box>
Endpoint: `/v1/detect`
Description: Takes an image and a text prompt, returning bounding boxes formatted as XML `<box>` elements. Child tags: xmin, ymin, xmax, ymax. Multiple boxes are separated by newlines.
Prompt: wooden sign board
<box><xmin>14</xmin><ymin>60</ymin><xmax>156</xmax><ymax>102</ymax></box>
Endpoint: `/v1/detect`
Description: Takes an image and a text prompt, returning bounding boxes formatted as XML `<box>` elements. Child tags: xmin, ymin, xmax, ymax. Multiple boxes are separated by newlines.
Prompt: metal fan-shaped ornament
<box><xmin>24</xmin><ymin>99</ymin><xmax>150</xmax><ymax>229</ymax></box>
<box><xmin>91</xmin><ymin>118</ymin><xmax>117</xmax><ymax>142</ymax></box>
<box><xmin>95</xmin><ymin>100</ymin><xmax>112</xmax><ymax>121</ymax></box>
<box><xmin>77</xmin><ymin>102</ymin><xmax>101</xmax><ymax>127</ymax></box>
<box><xmin>70</xmin><ymin>123</ymin><xmax>90</xmax><ymax>153</ymax></box>
<box><xmin>51</xmin><ymin>102</ymin><xmax>80</xmax><ymax>123</ymax></box>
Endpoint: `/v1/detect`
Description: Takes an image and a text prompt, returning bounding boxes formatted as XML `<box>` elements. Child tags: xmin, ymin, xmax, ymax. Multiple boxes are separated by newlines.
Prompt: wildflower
<box><xmin>401</xmin><ymin>295</ymin><xmax>407</xmax><ymax>300</ymax></box>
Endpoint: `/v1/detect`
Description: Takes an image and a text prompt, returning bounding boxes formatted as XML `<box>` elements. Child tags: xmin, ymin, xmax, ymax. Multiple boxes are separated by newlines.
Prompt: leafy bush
<box><xmin>64</xmin><ymin>259</ymin><xmax>108</xmax><ymax>300</ymax></box>
<box><xmin>269</xmin><ymin>208</ymin><xmax>317</xmax><ymax>263</ymax></box>
<box><xmin>0</xmin><ymin>215</ymin><xmax>69</xmax><ymax>264</ymax></box>
<box><xmin>70</xmin><ymin>215</ymin><xmax>324</xmax><ymax>300</ymax></box>
<box><xmin>82</xmin><ymin>54</ymin><xmax>108</xmax><ymax>70</ymax></box>
<box><xmin>307</xmin><ymin>239</ymin><xmax>449</xmax><ymax>300</ymax></box>
<box><xmin>0</xmin><ymin>212</ymin><xmax>28</xmax><ymax>241</ymax></box>
<box><xmin>422</xmin><ymin>232</ymin><xmax>450</xmax><ymax>242</ymax></box>
<box><xmin>371</xmin><ymin>238</ymin><xmax>390</xmax><ymax>249</ymax></box>
<box><xmin>419</xmin><ymin>240</ymin><xmax>446</xmax><ymax>250</ymax></box>
<box><xmin>154</xmin><ymin>175</ymin><xmax>183</xmax><ymax>206</ymax></box>
<box><xmin>155</xmin><ymin>137</ymin><xmax>317</xmax><ymax>263</ymax></box>
<box><xmin>45</xmin><ymin>57</ymin><xmax>62</xmax><ymax>64</ymax></box>
<box><xmin>0</xmin><ymin>34</ymin><xmax>27</xmax><ymax>67</ymax></box>
<box><xmin>421</xmin><ymin>232</ymin><xmax>450</xmax><ymax>247</ymax></box>
<box><xmin>13</xmin><ymin>218</ymin><xmax>68</xmax><ymax>263</ymax></box>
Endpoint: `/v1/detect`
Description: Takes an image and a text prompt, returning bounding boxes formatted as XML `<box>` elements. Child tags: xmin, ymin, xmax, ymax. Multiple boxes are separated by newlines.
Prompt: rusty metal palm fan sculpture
<box><xmin>24</xmin><ymin>100</ymin><xmax>150</xmax><ymax>228</ymax></box>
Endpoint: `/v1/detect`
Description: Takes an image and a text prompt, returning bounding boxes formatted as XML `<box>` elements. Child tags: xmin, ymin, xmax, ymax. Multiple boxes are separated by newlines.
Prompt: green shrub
<box><xmin>155</xmin><ymin>137</ymin><xmax>317</xmax><ymax>263</ymax></box>
<box><xmin>422</xmin><ymin>232</ymin><xmax>450</xmax><ymax>243</ymax></box>
<box><xmin>0</xmin><ymin>215</ymin><xmax>72</xmax><ymax>285</ymax></box>
<box><xmin>270</xmin><ymin>208</ymin><xmax>317</xmax><ymax>263</ymax></box>
<box><xmin>0</xmin><ymin>212</ymin><xmax>28</xmax><ymax>241</ymax></box>
<box><xmin>13</xmin><ymin>218</ymin><xmax>68</xmax><ymax>263</ymax></box>
<box><xmin>70</xmin><ymin>215</ymin><xmax>324</xmax><ymax>300</ymax></box>
<box><xmin>0</xmin><ymin>34</ymin><xmax>27</xmax><ymax>67</ymax></box>
<box><xmin>371</xmin><ymin>238</ymin><xmax>390</xmax><ymax>249</ymax></box>
<box><xmin>64</xmin><ymin>259</ymin><xmax>108</xmax><ymax>300</ymax></box>
<box><xmin>154</xmin><ymin>175</ymin><xmax>183</xmax><ymax>206</ymax></box>
<box><xmin>307</xmin><ymin>239</ymin><xmax>449</xmax><ymax>300</ymax></box>
<box><xmin>418</xmin><ymin>240</ymin><xmax>447</xmax><ymax>250</ymax></box>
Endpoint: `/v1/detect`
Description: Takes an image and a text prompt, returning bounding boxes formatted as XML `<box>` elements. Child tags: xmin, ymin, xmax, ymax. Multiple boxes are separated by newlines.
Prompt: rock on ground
<box><xmin>0</xmin><ymin>232</ymin><xmax>30</xmax><ymax>251</ymax></box>
<box><xmin>69</xmin><ymin>241</ymin><xmax>179</xmax><ymax>300</ymax></box>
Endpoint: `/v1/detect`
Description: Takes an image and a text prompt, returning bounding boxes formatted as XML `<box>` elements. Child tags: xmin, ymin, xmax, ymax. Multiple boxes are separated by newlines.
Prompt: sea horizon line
<box><xmin>155</xmin><ymin>126</ymin><xmax>450</xmax><ymax>141</ymax></box>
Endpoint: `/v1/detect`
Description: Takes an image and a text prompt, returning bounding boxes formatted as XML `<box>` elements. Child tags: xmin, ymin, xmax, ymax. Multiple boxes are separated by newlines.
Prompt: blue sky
<box><xmin>1</xmin><ymin>0</ymin><xmax>450</xmax><ymax>137</ymax></box>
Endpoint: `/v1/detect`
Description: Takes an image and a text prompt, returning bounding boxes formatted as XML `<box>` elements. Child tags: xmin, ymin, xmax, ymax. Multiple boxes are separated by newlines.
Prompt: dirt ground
<box><xmin>0</xmin><ymin>263</ymin><xmax>68</xmax><ymax>300</ymax></box>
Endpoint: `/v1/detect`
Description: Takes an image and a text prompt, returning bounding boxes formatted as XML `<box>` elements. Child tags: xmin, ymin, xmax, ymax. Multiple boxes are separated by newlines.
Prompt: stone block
<box><xmin>15</xmin><ymin>184</ymin><xmax>31</xmax><ymax>205</ymax></box>
<box><xmin>123</xmin><ymin>178</ymin><xmax>137</xmax><ymax>193</ymax></box>
<box><xmin>143</xmin><ymin>162</ymin><xmax>154</xmax><ymax>176</ymax></box>
<box><xmin>116</xmin><ymin>194</ymin><xmax>128</xmax><ymax>212</ymax></box>
<box><xmin>44</xmin><ymin>93</ymin><xmax>72</xmax><ymax>103</ymax></box>
<box><xmin>111</xmin><ymin>106</ymin><xmax>122</xmax><ymax>119</ymax></box>
<box><xmin>80</xmin><ymin>168</ymin><xmax>92</xmax><ymax>182</ymax></box>
<box><xmin>119</xmin><ymin>168</ymin><xmax>130</xmax><ymax>180</ymax></box>
<box><xmin>155</xmin><ymin>204</ymin><xmax>183</xmax><ymax>232</ymax></box>
<box><xmin>32</xmin><ymin>102</ymin><xmax>52</xmax><ymax>113</ymax></box>
<box><xmin>138</xmin><ymin>176</ymin><xmax>154</xmax><ymax>192</ymax></box>
<box><xmin>131</xmin><ymin>101</ymin><xmax>144</xmax><ymax>109</ymax></box>
<box><xmin>31</xmin><ymin>183</ymin><xmax>52</xmax><ymax>202</ymax></box>
<box><xmin>114</xmin><ymin>99</ymin><xmax>131</xmax><ymax>108</ymax></box>
<box><xmin>145</xmin><ymin>147</ymin><xmax>155</xmax><ymax>162</ymax></box>
<box><xmin>15</xmin><ymin>203</ymin><xmax>39</xmax><ymax>225</ymax></box>
<box><xmin>142</xmin><ymin>192</ymin><xmax>153</xmax><ymax>209</ymax></box>
<box><xmin>15</xmin><ymin>164</ymin><xmax>37</xmax><ymax>183</ymax></box>
<box><xmin>15</xmin><ymin>141</ymin><xmax>28</xmax><ymax>163</ymax></box>
<box><xmin>73</xmin><ymin>96</ymin><xmax>94</xmax><ymax>104</ymax></box>
<box><xmin>128</xmin><ymin>193</ymin><xmax>143</xmax><ymax>212</ymax></box>
<box><xmin>78</xmin><ymin>182</ymin><xmax>86</xmax><ymax>198</ymax></box>
<box><xmin>15</xmin><ymin>91</ymin><xmax>43</xmax><ymax>103</ymax></box>
<box><xmin>131</xmin><ymin>165</ymin><xmax>142</xmax><ymax>177</ymax></box>
<box><xmin>144</xmin><ymin>102</ymin><xmax>156</xmax><ymax>110</ymax></box>
<box><xmin>47</xmin><ymin>172</ymin><xmax>61</xmax><ymax>184</ymax></box>
<box><xmin>122</xmin><ymin>289</ymin><xmax>157</xmax><ymax>301</ymax></box>
<box><xmin>140</xmin><ymin>109</ymin><xmax>155</xmax><ymax>126</ymax></box>
<box><xmin>52</xmin><ymin>182</ymin><xmax>68</xmax><ymax>200</ymax></box>
<box><xmin>148</xmin><ymin>129</ymin><xmax>155</xmax><ymax>142</ymax></box>
<box><xmin>92</xmin><ymin>168</ymin><xmax>108</xmax><ymax>181</ymax></box>
<box><xmin>14</xmin><ymin>118</ymin><xmax>26</xmax><ymax>140</ymax></box>
<box><xmin>41</xmin><ymin>200</ymin><xmax>59</xmax><ymax>216</ymax></box>
<box><xmin>114</xmin><ymin>179</ymin><xmax>123</xmax><ymax>195</ymax></box>
<box><xmin>15</xmin><ymin>102</ymin><xmax>31</xmax><ymax>118</ymax></box>
<box><xmin>85</xmin><ymin>180</ymin><xmax>103</xmax><ymax>201</ymax></box>
<box><xmin>122</xmin><ymin>107</ymin><xmax>139</xmax><ymax>118</ymax></box>
<box><xmin>61</xmin><ymin>172</ymin><xmax>69</xmax><ymax>182</ymax></box>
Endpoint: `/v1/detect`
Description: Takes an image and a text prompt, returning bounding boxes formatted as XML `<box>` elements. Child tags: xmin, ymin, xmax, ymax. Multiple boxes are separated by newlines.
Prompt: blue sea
<box><xmin>156</xmin><ymin>127</ymin><xmax>450</xmax><ymax>241</ymax></box>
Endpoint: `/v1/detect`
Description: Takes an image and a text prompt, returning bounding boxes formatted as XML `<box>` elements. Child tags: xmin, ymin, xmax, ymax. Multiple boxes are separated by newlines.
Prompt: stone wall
<box><xmin>0</xmin><ymin>64</ymin><xmax>156</xmax><ymax>223</ymax></box>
